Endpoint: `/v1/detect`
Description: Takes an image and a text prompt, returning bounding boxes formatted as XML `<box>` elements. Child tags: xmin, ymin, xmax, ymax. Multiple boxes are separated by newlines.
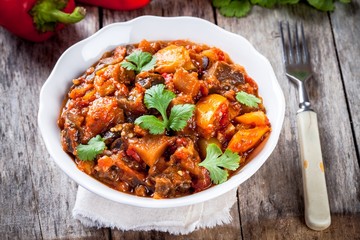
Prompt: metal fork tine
<box><xmin>295</xmin><ymin>22</ymin><xmax>301</xmax><ymax>64</ymax></box>
<box><xmin>286</xmin><ymin>22</ymin><xmax>294</xmax><ymax>64</ymax></box>
<box><xmin>279</xmin><ymin>21</ymin><xmax>288</xmax><ymax>64</ymax></box>
<box><xmin>301</xmin><ymin>23</ymin><xmax>309</xmax><ymax>64</ymax></box>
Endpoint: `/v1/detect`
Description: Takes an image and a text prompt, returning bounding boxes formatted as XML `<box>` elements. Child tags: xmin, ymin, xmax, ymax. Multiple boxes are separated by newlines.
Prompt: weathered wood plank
<box><xmin>2</xmin><ymin>0</ymin><xmax>359</xmax><ymax>239</ymax></box>
<box><xmin>216</xmin><ymin>2</ymin><xmax>360</xmax><ymax>238</ymax></box>
<box><xmin>331</xmin><ymin>0</ymin><xmax>360</xmax><ymax>160</ymax></box>
<box><xmin>0</xmin><ymin>6</ymin><xmax>109</xmax><ymax>240</ymax></box>
<box><xmin>0</xmin><ymin>26</ymin><xmax>44</xmax><ymax>240</ymax></box>
<box><xmin>241</xmin><ymin>214</ymin><xmax>360</xmax><ymax>239</ymax></box>
<box><xmin>34</xmin><ymin>7</ymin><xmax>111</xmax><ymax>239</ymax></box>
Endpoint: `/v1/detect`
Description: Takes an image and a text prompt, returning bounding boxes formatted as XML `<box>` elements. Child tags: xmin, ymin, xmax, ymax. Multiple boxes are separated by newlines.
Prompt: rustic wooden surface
<box><xmin>1</xmin><ymin>0</ymin><xmax>359</xmax><ymax>239</ymax></box>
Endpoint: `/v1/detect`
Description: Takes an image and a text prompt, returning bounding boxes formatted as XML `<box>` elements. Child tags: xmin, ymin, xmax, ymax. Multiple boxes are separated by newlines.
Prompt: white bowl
<box><xmin>38</xmin><ymin>16</ymin><xmax>285</xmax><ymax>208</ymax></box>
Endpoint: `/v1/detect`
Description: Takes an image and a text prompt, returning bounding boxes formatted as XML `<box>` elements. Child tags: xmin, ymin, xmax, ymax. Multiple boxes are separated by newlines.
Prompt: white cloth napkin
<box><xmin>72</xmin><ymin>186</ymin><xmax>238</xmax><ymax>235</ymax></box>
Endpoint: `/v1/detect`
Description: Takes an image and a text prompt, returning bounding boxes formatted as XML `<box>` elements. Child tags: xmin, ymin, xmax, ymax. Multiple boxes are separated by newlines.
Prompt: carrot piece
<box><xmin>227</xmin><ymin>126</ymin><xmax>271</xmax><ymax>153</ymax></box>
<box><xmin>235</xmin><ymin>111</ymin><xmax>270</xmax><ymax>127</ymax></box>
<box><xmin>97</xmin><ymin>156</ymin><xmax>114</xmax><ymax>172</ymax></box>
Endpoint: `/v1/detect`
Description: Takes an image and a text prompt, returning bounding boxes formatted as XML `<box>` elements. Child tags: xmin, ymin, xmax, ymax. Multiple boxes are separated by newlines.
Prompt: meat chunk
<box><xmin>94</xmin><ymin>152</ymin><xmax>148</xmax><ymax>193</ymax></box>
<box><xmin>170</xmin><ymin>138</ymin><xmax>211</xmax><ymax>192</ymax></box>
<box><xmin>135</xmin><ymin>72</ymin><xmax>165</xmax><ymax>89</ymax></box>
<box><xmin>60</xmin><ymin>126</ymin><xmax>79</xmax><ymax>155</ymax></box>
<box><xmin>206</xmin><ymin>61</ymin><xmax>244</xmax><ymax>83</ymax></box>
<box><xmin>84</xmin><ymin>97</ymin><xmax>124</xmax><ymax>140</ymax></box>
<box><xmin>117</xmin><ymin>84</ymin><xmax>147</xmax><ymax>118</ymax></box>
<box><xmin>153</xmin><ymin>166</ymin><xmax>192</xmax><ymax>199</ymax></box>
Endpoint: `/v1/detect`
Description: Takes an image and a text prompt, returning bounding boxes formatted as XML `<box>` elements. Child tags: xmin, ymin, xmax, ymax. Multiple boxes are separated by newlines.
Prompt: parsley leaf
<box><xmin>135</xmin><ymin>84</ymin><xmax>195</xmax><ymax>134</ymax></box>
<box><xmin>143</xmin><ymin>84</ymin><xmax>175</xmax><ymax>124</ymax></box>
<box><xmin>169</xmin><ymin>104</ymin><xmax>195</xmax><ymax>131</ymax></box>
<box><xmin>76</xmin><ymin>135</ymin><xmax>106</xmax><ymax>161</ymax></box>
<box><xmin>236</xmin><ymin>91</ymin><xmax>261</xmax><ymax>108</ymax></box>
<box><xmin>120</xmin><ymin>50</ymin><xmax>156</xmax><ymax>74</ymax></box>
<box><xmin>134</xmin><ymin>115</ymin><xmax>166</xmax><ymax>134</ymax></box>
<box><xmin>199</xmin><ymin>144</ymin><xmax>241</xmax><ymax>184</ymax></box>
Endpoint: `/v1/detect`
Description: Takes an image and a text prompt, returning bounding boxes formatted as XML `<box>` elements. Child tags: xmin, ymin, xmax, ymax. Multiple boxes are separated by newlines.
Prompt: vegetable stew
<box><xmin>58</xmin><ymin>39</ymin><xmax>271</xmax><ymax>198</ymax></box>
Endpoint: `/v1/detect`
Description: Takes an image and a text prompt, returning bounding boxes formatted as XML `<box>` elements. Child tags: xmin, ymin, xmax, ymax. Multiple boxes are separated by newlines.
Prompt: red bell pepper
<box><xmin>0</xmin><ymin>0</ymin><xmax>86</xmax><ymax>42</ymax></box>
<box><xmin>77</xmin><ymin>0</ymin><xmax>150</xmax><ymax>10</ymax></box>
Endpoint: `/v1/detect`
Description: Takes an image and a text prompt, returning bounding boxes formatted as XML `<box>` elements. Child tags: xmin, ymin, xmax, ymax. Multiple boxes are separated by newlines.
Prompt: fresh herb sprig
<box><xmin>199</xmin><ymin>144</ymin><xmax>241</xmax><ymax>184</ymax></box>
<box><xmin>76</xmin><ymin>135</ymin><xmax>106</xmax><ymax>161</ymax></box>
<box><xmin>135</xmin><ymin>84</ymin><xmax>195</xmax><ymax>134</ymax></box>
<box><xmin>120</xmin><ymin>50</ymin><xmax>156</xmax><ymax>74</ymax></box>
<box><xmin>236</xmin><ymin>91</ymin><xmax>261</xmax><ymax>108</ymax></box>
<box><xmin>212</xmin><ymin>0</ymin><xmax>350</xmax><ymax>18</ymax></box>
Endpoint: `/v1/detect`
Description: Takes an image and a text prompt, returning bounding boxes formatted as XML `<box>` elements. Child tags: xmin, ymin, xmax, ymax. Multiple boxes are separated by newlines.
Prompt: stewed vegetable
<box><xmin>58</xmin><ymin>39</ymin><xmax>271</xmax><ymax>198</ymax></box>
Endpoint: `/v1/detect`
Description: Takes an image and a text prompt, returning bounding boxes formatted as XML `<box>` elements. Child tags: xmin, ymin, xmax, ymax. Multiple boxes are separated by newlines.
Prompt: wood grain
<box><xmin>1</xmin><ymin>0</ymin><xmax>359</xmax><ymax>239</ymax></box>
<box><xmin>330</xmin><ymin>0</ymin><xmax>360</xmax><ymax>161</ymax></box>
<box><xmin>0</xmin><ymin>5</ymin><xmax>108</xmax><ymax>240</ymax></box>
<box><xmin>216</xmin><ymin>2</ymin><xmax>360</xmax><ymax>238</ymax></box>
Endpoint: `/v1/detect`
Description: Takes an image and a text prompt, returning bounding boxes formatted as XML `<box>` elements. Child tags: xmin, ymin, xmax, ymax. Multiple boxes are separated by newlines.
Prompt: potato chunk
<box><xmin>155</xmin><ymin>45</ymin><xmax>195</xmax><ymax>73</ymax></box>
<box><xmin>173</xmin><ymin>68</ymin><xmax>200</xmax><ymax>98</ymax></box>
<box><xmin>127</xmin><ymin>135</ymin><xmax>174</xmax><ymax>167</ymax></box>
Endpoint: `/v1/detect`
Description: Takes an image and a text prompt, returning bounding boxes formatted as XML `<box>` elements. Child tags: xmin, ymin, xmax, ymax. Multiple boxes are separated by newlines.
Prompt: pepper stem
<box><xmin>30</xmin><ymin>0</ymin><xmax>86</xmax><ymax>32</ymax></box>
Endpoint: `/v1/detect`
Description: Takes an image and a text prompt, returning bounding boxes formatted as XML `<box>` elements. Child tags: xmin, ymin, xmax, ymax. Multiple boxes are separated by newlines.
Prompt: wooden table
<box><xmin>1</xmin><ymin>0</ymin><xmax>359</xmax><ymax>239</ymax></box>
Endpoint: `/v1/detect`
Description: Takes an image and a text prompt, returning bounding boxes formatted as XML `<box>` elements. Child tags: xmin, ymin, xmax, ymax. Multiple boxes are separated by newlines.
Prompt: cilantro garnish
<box><xmin>76</xmin><ymin>135</ymin><xmax>106</xmax><ymax>161</ymax></box>
<box><xmin>120</xmin><ymin>50</ymin><xmax>156</xmax><ymax>74</ymax></box>
<box><xmin>134</xmin><ymin>84</ymin><xmax>195</xmax><ymax>134</ymax></box>
<box><xmin>199</xmin><ymin>144</ymin><xmax>241</xmax><ymax>184</ymax></box>
<box><xmin>236</xmin><ymin>91</ymin><xmax>261</xmax><ymax>108</ymax></box>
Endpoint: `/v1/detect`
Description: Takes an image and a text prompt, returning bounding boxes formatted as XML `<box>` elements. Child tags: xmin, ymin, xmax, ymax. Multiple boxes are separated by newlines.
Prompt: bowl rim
<box><xmin>38</xmin><ymin>15</ymin><xmax>285</xmax><ymax>208</ymax></box>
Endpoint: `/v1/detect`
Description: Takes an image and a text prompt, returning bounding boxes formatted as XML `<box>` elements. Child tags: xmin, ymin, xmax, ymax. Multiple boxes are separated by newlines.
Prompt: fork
<box><xmin>279</xmin><ymin>21</ymin><xmax>331</xmax><ymax>231</ymax></box>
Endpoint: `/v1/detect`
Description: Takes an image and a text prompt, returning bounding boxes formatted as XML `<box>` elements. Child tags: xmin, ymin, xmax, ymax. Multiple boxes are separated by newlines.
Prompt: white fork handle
<box><xmin>296</xmin><ymin>110</ymin><xmax>331</xmax><ymax>230</ymax></box>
